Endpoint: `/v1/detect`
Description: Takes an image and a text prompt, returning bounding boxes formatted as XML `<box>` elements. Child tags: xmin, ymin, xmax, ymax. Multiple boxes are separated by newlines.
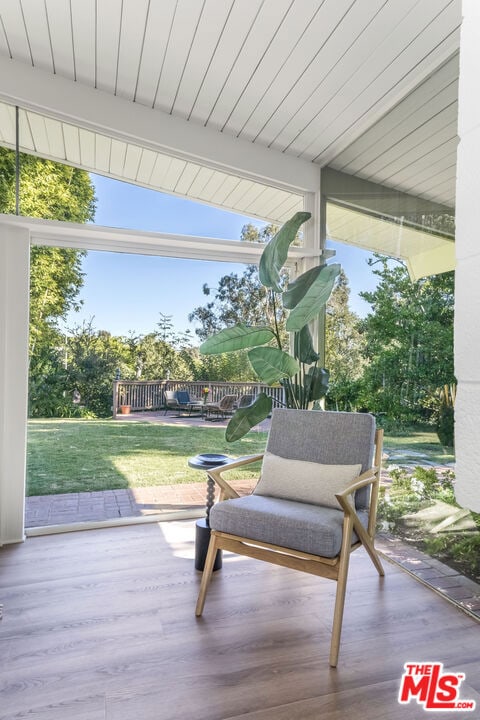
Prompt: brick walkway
<box><xmin>376</xmin><ymin>533</ymin><xmax>480</xmax><ymax>621</ymax></box>
<box><xmin>25</xmin><ymin>478</ymin><xmax>258</xmax><ymax>528</ymax></box>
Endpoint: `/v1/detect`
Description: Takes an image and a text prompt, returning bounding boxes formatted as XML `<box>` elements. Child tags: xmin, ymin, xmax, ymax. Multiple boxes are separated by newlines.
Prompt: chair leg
<box><xmin>330</xmin><ymin>515</ymin><xmax>355</xmax><ymax>668</ymax></box>
<box><xmin>362</xmin><ymin>536</ymin><xmax>385</xmax><ymax>577</ymax></box>
<box><xmin>329</xmin><ymin>549</ymin><xmax>351</xmax><ymax>668</ymax></box>
<box><xmin>350</xmin><ymin>515</ymin><xmax>385</xmax><ymax>578</ymax></box>
<box><xmin>195</xmin><ymin>533</ymin><xmax>219</xmax><ymax>617</ymax></box>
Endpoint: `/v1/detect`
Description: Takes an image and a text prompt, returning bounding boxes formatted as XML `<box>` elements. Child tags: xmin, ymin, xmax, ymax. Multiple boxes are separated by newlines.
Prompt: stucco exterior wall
<box><xmin>454</xmin><ymin>0</ymin><xmax>480</xmax><ymax>511</ymax></box>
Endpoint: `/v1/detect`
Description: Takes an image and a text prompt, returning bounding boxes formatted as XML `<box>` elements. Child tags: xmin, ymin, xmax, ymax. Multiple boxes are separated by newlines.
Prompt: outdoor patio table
<box><xmin>188</xmin><ymin>453</ymin><xmax>232</xmax><ymax>571</ymax></box>
<box><xmin>186</xmin><ymin>401</ymin><xmax>204</xmax><ymax>416</ymax></box>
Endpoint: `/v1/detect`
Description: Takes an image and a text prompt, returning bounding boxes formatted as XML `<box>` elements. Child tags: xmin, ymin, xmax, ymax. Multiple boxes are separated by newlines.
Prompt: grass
<box><xmin>26</xmin><ymin>419</ymin><xmax>267</xmax><ymax>496</ymax></box>
<box><xmin>383</xmin><ymin>430</ymin><xmax>455</xmax><ymax>466</ymax></box>
<box><xmin>26</xmin><ymin>418</ymin><xmax>453</xmax><ymax>496</ymax></box>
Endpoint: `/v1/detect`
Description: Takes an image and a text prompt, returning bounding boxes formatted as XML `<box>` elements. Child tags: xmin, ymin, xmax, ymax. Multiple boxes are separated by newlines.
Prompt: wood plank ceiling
<box><xmin>0</xmin><ymin>0</ymin><xmax>461</xmax><ymax>221</ymax></box>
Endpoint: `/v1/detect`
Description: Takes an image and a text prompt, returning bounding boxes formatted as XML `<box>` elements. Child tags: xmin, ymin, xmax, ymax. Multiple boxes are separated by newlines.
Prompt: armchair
<box><xmin>204</xmin><ymin>393</ymin><xmax>238</xmax><ymax>420</ymax></box>
<box><xmin>195</xmin><ymin>408</ymin><xmax>384</xmax><ymax>667</ymax></box>
<box><xmin>164</xmin><ymin>389</ymin><xmax>202</xmax><ymax>416</ymax></box>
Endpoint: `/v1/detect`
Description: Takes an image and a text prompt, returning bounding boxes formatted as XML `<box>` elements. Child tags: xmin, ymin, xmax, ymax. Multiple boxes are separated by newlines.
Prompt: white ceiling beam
<box><xmin>0</xmin><ymin>56</ymin><xmax>320</xmax><ymax>194</ymax></box>
<box><xmin>0</xmin><ymin>214</ymin><xmax>321</xmax><ymax>266</ymax></box>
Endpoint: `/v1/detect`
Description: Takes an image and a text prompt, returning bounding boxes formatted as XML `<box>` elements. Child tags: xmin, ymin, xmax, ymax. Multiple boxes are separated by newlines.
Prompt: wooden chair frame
<box><xmin>195</xmin><ymin>430</ymin><xmax>385</xmax><ymax>667</ymax></box>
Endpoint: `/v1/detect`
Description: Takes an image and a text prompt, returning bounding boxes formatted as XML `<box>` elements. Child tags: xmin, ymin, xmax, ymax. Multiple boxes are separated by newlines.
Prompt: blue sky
<box><xmin>64</xmin><ymin>174</ymin><xmax>378</xmax><ymax>339</ymax></box>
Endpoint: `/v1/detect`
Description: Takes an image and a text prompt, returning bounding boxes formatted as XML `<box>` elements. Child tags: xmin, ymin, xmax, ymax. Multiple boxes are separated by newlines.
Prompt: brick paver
<box><xmin>25</xmin><ymin>478</ymin><xmax>257</xmax><ymax>527</ymax></box>
<box><xmin>376</xmin><ymin>533</ymin><xmax>480</xmax><ymax>621</ymax></box>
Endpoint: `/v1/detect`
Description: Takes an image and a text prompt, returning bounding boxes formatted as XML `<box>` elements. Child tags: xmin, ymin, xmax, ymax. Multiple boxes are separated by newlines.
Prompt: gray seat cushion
<box><xmin>210</xmin><ymin>495</ymin><xmax>368</xmax><ymax>558</ymax></box>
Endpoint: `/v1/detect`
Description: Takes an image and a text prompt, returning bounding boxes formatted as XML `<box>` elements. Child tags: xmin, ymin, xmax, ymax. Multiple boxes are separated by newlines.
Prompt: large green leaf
<box><xmin>200</xmin><ymin>324</ymin><xmax>274</xmax><ymax>355</ymax></box>
<box><xmin>248</xmin><ymin>347</ymin><xmax>300</xmax><ymax>384</ymax></box>
<box><xmin>225</xmin><ymin>392</ymin><xmax>273</xmax><ymax>442</ymax></box>
<box><xmin>286</xmin><ymin>263</ymin><xmax>341</xmax><ymax>332</ymax></box>
<box><xmin>259</xmin><ymin>211</ymin><xmax>311</xmax><ymax>292</ymax></box>
<box><xmin>283</xmin><ymin>265</ymin><xmax>324</xmax><ymax>309</ymax></box>
<box><xmin>294</xmin><ymin>325</ymin><xmax>319</xmax><ymax>364</ymax></box>
<box><xmin>305</xmin><ymin>366</ymin><xmax>329</xmax><ymax>401</ymax></box>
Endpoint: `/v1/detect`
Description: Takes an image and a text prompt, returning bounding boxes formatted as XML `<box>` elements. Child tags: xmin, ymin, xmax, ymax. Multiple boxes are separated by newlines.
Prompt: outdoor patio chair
<box><xmin>195</xmin><ymin>408</ymin><xmax>384</xmax><ymax>667</ymax></box>
<box><xmin>164</xmin><ymin>390</ymin><xmax>202</xmax><ymax>416</ymax></box>
<box><xmin>204</xmin><ymin>393</ymin><xmax>238</xmax><ymax>420</ymax></box>
<box><xmin>235</xmin><ymin>393</ymin><xmax>256</xmax><ymax>409</ymax></box>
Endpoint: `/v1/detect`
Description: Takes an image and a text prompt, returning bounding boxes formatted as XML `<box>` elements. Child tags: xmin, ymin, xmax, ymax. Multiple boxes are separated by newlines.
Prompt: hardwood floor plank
<box><xmin>0</xmin><ymin>693</ymin><xmax>106</xmax><ymax>720</ymax></box>
<box><xmin>0</xmin><ymin>521</ymin><xmax>479</xmax><ymax>720</ymax></box>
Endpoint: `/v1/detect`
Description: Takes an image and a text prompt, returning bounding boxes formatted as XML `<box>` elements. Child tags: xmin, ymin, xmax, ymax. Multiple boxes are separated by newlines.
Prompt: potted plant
<box><xmin>118</xmin><ymin>388</ymin><xmax>131</xmax><ymax>414</ymax></box>
<box><xmin>200</xmin><ymin>211</ymin><xmax>340</xmax><ymax>440</ymax></box>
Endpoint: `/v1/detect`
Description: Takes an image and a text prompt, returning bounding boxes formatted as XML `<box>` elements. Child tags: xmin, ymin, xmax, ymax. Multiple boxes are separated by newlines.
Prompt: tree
<box><xmin>156</xmin><ymin>312</ymin><xmax>175</xmax><ymax>342</ymax></box>
<box><xmin>0</xmin><ymin>148</ymin><xmax>96</xmax><ymax>415</ymax></box>
<box><xmin>66</xmin><ymin>323</ymin><xmax>132</xmax><ymax>416</ymax></box>
<box><xmin>359</xmin><ymin>255</ymin><xmax>454</xmax><ymax>423</ymax></box>
<box><xmin>134</xmin><ymin>333</ymin><xmax>195</xmax><ymax>381</ymax></box>
<box><xmin>325</xmin><ymin>270</ymin><xmax>365</xmax><ymax>411</ymax></box>
<box><xmin>189</xmin><ymin>224</ymin><xmax>286</xmax><ymax>347</ymax></box>
<box><xmin>194</xmin><ymin>349</ymin><xmax>257</xmax><ymax>383</ymax></box>
<box><xmin>0</xmin><ymin>150</ymin><xmax>96</xmax><ymax>222</ymax></box>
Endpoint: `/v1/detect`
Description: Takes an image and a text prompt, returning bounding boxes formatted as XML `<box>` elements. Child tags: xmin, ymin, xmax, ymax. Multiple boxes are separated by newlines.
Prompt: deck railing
<box><xmin>113</xmin><ymin>379</ymin><xmax>285</xmax><ymax>418</ymax></box>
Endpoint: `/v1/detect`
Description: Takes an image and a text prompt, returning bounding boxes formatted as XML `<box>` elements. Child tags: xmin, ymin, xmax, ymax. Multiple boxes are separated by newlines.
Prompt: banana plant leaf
<box><xmin>225</xmin><ymin>392</ymin><xmax>273</xmax><ymax>442</ymax></box>
<box><xmin>286</xmin><ymin>263</ymin><xmax>341</xmax><ymax>332</ymax></box>
<box><xmin>305</xmin><ymin>366</ymin><xmax>329</xmax><ymax>401</ymax></box>
<box><xmin>248</xmin><ymin>346</ymin><xmax>300</xmax><ymax>385</ymax></box>
<box><xmin>283</xmin><ymin>265</ymin><xmax>324</xmax><ymax>309</ymax></box>
<box><xmin>200</xmin><ymin>323</ymin><xmax>274</xmax><ymax>355</ymax></box>
<box><xmin>280</xmin><ymin>380</ymin><xmax>305</xmax><ymax>409</ymax></box>
<box><xmin>294</xmin><ymin>325</ymin><xmax>319</xmax><ymax>363</ymax></box>
<box><xmin>258</xmin><ymin>211</ymin><xmax>311</xmax><ymax>292</ymax></box>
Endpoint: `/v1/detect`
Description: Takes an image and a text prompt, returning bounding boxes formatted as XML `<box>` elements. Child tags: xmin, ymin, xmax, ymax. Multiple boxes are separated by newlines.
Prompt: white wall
<box><xmin>0</xmin><ymin>224</ymin><xmax>30</xmax><ymax>545</ymax></box>
<box><xmin>454</xmin><ymin>0</ymin><xmax>480</xmax><ymax>511</ymax></box>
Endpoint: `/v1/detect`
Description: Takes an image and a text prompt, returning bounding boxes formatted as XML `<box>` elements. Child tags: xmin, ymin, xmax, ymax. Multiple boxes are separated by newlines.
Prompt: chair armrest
<box><xmin>335</xmin><ymin>466</ymin><xmax>380</xmax><ymax>545</ymax></box>
<box><xmin>207</xmin><ymin>454</ymin><xmax>264</xmax><ymax>499</ymax></box>
<box><xmin>335</xmin><ymin>467</ymin><xmax>379</xmax><ymax>502</ymax></box>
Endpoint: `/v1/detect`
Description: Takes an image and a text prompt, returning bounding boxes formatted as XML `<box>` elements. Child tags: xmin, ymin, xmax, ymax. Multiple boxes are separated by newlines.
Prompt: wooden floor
<box><xmin>1</xmin><ymin>521</ymin><xmax>479</xmax><ymax>720</ymax></box>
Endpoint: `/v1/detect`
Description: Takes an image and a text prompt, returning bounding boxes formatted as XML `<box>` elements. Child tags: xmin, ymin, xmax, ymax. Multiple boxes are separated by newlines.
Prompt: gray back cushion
<box><xmin>266</xmin><ymin>409</ymin><xmax>376</xmax><ymax>508</ymax></box>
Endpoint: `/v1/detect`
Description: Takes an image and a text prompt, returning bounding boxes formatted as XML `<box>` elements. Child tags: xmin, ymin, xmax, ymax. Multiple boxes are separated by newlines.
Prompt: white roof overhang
<box><xmin>0</xmin><ymin>0</ymin><xmax>461</xmax><ymax>273</ymax></box>
<box><xmin>323</xmin><ymin>169</ymin><xmax>455</xmax><ymax>281</ymax></box>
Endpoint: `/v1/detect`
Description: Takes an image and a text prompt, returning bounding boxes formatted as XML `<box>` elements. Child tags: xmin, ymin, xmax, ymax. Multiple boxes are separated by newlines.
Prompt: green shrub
<box><xmin>377</xmin><ymin>465</ymin><xmax>456</xmax><ymax>530</ymax></box>
<box><xmin>437</xmin><ymin>405</ymin><xmax>454</xmax><ymax>447</ymax></box>
<box><xmin>378</xmin><ymin>465</ymin><xmax>479</xmax><ymax>581</ymax></box>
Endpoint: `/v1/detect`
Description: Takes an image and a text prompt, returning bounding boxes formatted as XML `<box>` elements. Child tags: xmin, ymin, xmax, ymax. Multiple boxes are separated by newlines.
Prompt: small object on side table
<box><xmin>188</xmin><ymin>453</ymin><xmax>231</xmax><ymax>572</ymax></box>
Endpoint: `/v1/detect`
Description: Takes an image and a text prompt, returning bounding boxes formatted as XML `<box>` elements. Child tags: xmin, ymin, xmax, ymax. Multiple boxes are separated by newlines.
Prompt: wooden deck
<box><xmin>1</xmin><ymin>521</ymin><xmax>479</xmax><ymax>719</ymax></box>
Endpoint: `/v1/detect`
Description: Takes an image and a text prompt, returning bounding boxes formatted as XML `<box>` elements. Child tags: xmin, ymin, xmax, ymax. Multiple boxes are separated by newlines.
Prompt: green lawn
<box><xmin>26</xmin><ymin>418</ymin><xmax>454</xmax><ymax>496</ymax></box>
<box><xmin>26</xmin><ymin>419</ymin><xmax>267</xmax><ymax>496</ymax></box>
<box><xmin>383</xmin><ymin>430</ymin><xmax>455</xmax><ymax>466</ymax></box>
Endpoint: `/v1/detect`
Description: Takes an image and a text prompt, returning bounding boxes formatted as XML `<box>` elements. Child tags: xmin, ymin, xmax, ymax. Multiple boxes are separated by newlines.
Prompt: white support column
<box><xmin>303</xmin><ymin>190</ymin><xmax>322</xmax><ymax>256</ymax></box>
<box><xmin>0</xmin><ymin>224</ymin><xmax>30</xmax><ymax>544</ymax></box>
<box><xmin>454</xmin><ymin>0</ymin><xmax>480</xmax><ymax>512</ymax></box>
<box><xmin>298</xmin><ymin>190</ymin><xmax>325</xmax><ymax>366</ymax></box>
